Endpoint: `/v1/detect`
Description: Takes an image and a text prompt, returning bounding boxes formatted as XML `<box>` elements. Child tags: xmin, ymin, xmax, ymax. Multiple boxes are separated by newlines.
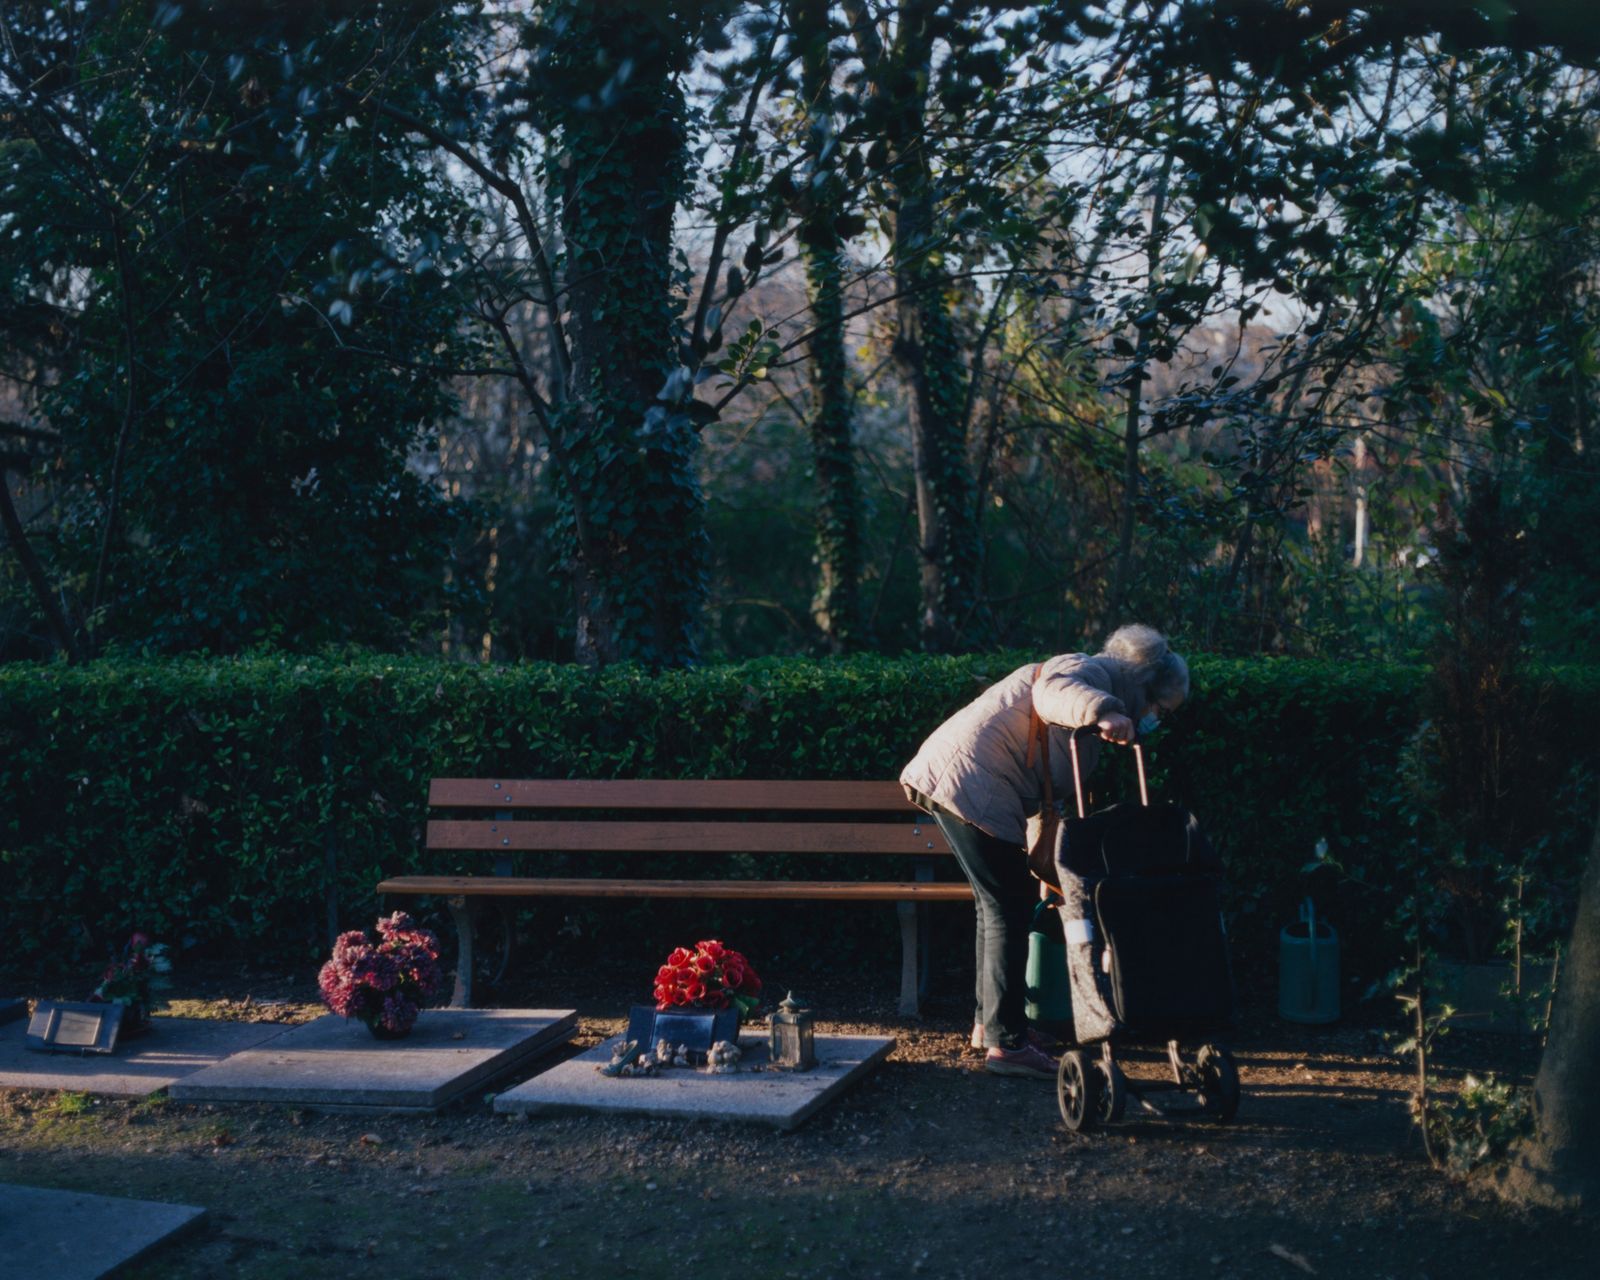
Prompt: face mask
<box><xmin>1137</xmin><ymin>713</ymin><xmax>1161</xmax><ymax>736</ymax></box>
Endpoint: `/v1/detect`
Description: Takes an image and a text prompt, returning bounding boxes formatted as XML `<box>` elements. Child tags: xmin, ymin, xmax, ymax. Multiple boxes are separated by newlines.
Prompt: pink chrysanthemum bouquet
<box><xmin>318</xmin><ymin>912</ymin><xmax>442</xmax><ymax>1037</ymax></box>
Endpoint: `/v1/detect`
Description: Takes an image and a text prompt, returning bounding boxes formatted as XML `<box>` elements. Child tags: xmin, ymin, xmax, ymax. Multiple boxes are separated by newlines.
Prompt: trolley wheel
<box><xmin>1196</xmin><ymin>1045</ymin><xmax>1240</xmax><ymax>1123</ymax></box>
<box><xmin>1094</xmin><ymin>1056</ymin><xmax>1127</xmax><ymax>1125</ymax></box>
<box><xmin>1057</xmin><ymin>1050</ymin><xmax>1101</xmax><ymax>1133</ymax></box>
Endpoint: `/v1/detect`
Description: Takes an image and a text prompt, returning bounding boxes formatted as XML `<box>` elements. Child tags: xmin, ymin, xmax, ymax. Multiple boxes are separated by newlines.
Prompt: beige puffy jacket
<box><xmin>899</xmin><ymin>653</ymin><xmax>1147</xmax><ymax>845</ymax></box>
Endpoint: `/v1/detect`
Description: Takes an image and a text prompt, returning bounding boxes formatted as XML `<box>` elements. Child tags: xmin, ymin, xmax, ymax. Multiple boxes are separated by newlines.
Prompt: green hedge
<box><xmin>2</xmin><ymin>654</ymin><xmax>1596</xmax><ymax>979</ymax></box>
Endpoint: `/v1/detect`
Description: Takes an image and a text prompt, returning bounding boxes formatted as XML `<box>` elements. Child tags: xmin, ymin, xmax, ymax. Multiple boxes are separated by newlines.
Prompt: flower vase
<box><xmin>366</xmin><ymin>1019</ymin><xmax>414</xmax><ymax>1041</ymax></box>
<box><xmin>119</xmin><ymin>1001</ymin><xmax>151</xmax><ymax>1040</ymax></box>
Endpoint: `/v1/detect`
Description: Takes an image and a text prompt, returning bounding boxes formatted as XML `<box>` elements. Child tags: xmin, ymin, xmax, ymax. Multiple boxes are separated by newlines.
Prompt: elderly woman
<box><xmin>900</xmin><ymin>625</ymin><xmax>1190</xmax><ymax>1078</ymax></box>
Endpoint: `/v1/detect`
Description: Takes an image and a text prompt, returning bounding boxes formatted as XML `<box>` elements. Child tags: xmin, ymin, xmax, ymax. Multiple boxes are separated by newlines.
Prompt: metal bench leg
<box><xmin>448</xmin><ymin>895</ymin><xmax>475</xmax><ymax>1009</ymax></box>
<box><xmin>914</xmin><ymin>857</ymin><xmax>935</xmax><ymax>1005</ymax></box>
<box><xmin>918</xmin><ymin>900</ymin><xmax>932</xmax><ymax>1002</ymax></box>
<box><xmin>897</xmin><ymin>900</ymin><xmax>920</xmax><ymax>1017</ymax></box>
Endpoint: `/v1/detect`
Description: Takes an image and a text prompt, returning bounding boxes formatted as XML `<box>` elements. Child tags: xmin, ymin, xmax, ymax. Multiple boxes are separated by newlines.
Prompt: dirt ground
<box><xmin>2</xmin><ymin>963</ymin><xmax>1596</xmax><ymax>1280</ymax></box>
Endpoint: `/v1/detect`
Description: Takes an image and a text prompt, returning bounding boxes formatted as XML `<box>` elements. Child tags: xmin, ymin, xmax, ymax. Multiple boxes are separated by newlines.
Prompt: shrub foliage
<box><xmin>1</xmin><ymin>655</ymin><xmax>1595</xmax><ymax>977</ymax></box>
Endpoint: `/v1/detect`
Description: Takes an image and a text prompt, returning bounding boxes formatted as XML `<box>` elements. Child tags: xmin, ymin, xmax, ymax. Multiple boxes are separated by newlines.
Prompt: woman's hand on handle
<box><xmin>1097</xmin><ymin>713</ymin><xmax>1135</xmax><ymax>745</ymax></box>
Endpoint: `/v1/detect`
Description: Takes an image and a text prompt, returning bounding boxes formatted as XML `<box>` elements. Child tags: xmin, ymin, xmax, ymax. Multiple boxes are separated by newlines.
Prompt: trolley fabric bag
<box><xmin>1050</xmin><ymin>732</ymin><xmax>1235</xmax><ymax>1046</ymax></box>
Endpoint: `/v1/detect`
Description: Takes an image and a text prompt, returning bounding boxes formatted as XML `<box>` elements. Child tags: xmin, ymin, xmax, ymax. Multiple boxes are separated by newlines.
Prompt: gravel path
<box><xmin>1</xmin><ymin>967</ymin><xmax>1594</xmax><ymax>1279</ymax></box>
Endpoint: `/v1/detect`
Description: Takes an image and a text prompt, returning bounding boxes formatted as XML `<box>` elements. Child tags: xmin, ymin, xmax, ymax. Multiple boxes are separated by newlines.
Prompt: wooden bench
<box><xmin>377</xmin><ymin>779</ymin><xmax>969</xmax><ymax>1015</ymax></box>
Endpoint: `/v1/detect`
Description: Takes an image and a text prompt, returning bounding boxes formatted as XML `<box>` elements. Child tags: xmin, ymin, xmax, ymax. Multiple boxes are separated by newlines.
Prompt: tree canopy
<box><xmin>3</xmin><ymin>0</ymin><xmax>1599</xmax><ymax>665</ymax></box>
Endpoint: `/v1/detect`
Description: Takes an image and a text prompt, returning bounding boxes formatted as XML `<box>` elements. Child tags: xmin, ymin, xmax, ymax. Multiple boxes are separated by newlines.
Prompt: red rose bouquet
<box><xmin>653</xmin><ymin>939</ymin><xmax>762</xmax><ymax>1018</ymax></box>
<box><xmin>318</xmin><ymin>912</ymin><xmax>442</xmax><ymax>1037</ymax></box>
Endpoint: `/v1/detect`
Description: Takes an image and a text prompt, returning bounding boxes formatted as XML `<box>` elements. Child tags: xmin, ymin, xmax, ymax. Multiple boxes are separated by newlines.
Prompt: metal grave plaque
<box><xmin>25</xmin><ymin>1001</ymin><xmax>124</xmax><ymax>1055</ymax></box>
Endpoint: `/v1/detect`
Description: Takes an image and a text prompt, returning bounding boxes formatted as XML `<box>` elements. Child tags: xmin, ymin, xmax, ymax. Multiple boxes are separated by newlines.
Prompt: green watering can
<box><xmin>1279</xmin><ymin>897</ymin><xmax>1340</xmax><ymax>1024</ymax></box>
<box><xmin>1025</xmin><ymin>897</ymin><xmax>1073</xmax><ymax>1029</ymax></box>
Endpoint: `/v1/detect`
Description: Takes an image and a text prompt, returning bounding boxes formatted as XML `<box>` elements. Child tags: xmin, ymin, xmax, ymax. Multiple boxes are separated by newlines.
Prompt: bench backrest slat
<box><xmin>427</xmin><ymin>818</ymin><xmax>949</xmax><ymax>856</ymax></box>
<box><xmin>428</xmin><ymin>779</ymin><xmax>913</xmax><ymax>811</ymax></box>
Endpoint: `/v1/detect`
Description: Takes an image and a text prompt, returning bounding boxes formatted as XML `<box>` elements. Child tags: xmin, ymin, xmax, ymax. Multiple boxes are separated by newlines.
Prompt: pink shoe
<box><xmin>984</xmin><ymin>1043</ymin><xmax>1059</xmax><ymax>1079</ymax></box>
<box><xmin>973</xmin><ymin>1024</ymin><xmax>1062</xmax><ymax>1052</ymax></box>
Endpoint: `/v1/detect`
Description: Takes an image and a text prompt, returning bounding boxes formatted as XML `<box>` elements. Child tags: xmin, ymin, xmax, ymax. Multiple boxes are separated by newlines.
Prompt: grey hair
<box><xmin>1100</xmin><ymin>624</ymin><xmax>1190</xmax><ymax>705</ymax></box>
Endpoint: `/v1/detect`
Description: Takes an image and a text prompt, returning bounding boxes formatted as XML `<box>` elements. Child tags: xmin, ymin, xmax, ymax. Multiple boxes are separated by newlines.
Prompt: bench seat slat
<box><xmin>378</xmin><ymin>876</ymin><xmax>974</xmax><ymax>902</ymax></box>
<box><xmin>428</xmin><ymin>779</ymin><xmax>916</xmax><ymax>810</ymax></box>
<box><xmin>427</xmin><ymin>818</ymin><xmax>951</xmax><ymax>855</ymax></box>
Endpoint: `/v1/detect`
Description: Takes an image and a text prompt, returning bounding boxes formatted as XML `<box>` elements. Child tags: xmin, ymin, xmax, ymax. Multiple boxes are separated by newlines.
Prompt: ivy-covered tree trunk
<box><xmin>803</xmin><ymin>248</ymin><xmax>862</xmax><ymax>652</ymax></box>
<box><xmin>895</xmin><ymin>176</ymin><xmax>980</xmax><ymax>653</ymax></box>
<box><xmin>1502</xmin><ymin>793</ymin><xmax>1600</xmax><ymax>1209</ymax></box>
<box><xmin>792</xmin><ymin>0</ymin><xmax>862</xmax><ymax>652</ymax></box>
<box><xmin>543</xmin><ymin>1</ymin><xmax>706</xmax><ymax>667</ymax></box>
<box><xmin>0</xmin><ymin>452</ymin><xmax>81</xmax><ymax>662</ymax></box>
<box><xmin>1107</xmin><ymin>140</ymin><xmax>1176</xmax><ymax>623</ymax></box>
<box><xmin>850</xmin><ymin>0</ymin><xmax>983</xmax><ymax>653</ymax></box>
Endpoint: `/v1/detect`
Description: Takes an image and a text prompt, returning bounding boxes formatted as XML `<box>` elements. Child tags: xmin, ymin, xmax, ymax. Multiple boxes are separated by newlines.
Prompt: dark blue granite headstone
<box><xmin>624</xmin><ymin>1005</ymin><xmax>740</xmax><ymax>1063</ymax></box>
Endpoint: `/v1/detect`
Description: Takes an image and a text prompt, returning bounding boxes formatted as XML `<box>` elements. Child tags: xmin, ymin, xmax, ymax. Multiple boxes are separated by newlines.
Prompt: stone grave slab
<box><xmin>494</xmin><ymin>1032</ymin><xmax>894</xmax><ymax>1130</ymax></box>
<box><xmin>0</xmin><ymin>1183</ymin><xmax>204</xmax><ymax>1280</ymax></box>
<box><xmin>0</xmin><ymin>1017</ymin><xmax>290</xmax><ymax>1097</ymax></box>
<box><xmin>169</xmin><ymin>1008</ymin><xmax>576</xmax><ymax>1113</ymax></box>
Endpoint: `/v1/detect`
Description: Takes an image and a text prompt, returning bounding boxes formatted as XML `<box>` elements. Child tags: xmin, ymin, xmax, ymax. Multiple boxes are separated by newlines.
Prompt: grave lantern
<box><xmin>768</xmin><ymin>991</ymin><xmax>816</xmax><ymax>1071</ymax></box>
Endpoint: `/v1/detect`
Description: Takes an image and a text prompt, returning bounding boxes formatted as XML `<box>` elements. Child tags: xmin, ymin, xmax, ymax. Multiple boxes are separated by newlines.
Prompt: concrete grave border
<box><xmin>494</xmin><ymin>1032</ymin><xmax>895</xmax><ymax>1130</ymax></box>
<box><xmin>0</xmin><ymin>1016</ymin><xmax>294</xmax><ymax>1098</ymax></box>
<box><xmin>0</xmin><ymin>1183</ymin><xmax>205</xmax><ymax>1280</ymax></box>
<box><xmin>169</xmin><ymin>1008</ymin><xmax>577</xmax><ymax>1113</ymax></box>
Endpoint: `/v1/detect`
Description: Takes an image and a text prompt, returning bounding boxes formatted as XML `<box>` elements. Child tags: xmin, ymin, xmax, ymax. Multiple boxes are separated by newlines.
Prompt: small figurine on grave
<box><xmin>704</xmin><ymin>1039</ymin><xmax>742</xmax><ymax>1074</ymax></box>
<box><xmin>624</xmin><ymin>1050</ymin><xmax>660</xmax><ymax>1078</ymax></box>
<box><xmin>598</xmin><ymin>1038</ymin><xmax>641</xmax><ymax>1077</ymax></box>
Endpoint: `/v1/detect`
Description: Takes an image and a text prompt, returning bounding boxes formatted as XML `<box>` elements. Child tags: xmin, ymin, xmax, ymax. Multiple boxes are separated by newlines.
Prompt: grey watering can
<box><xmin>1279</xmin><ymin>897</ymin><xmax>1340</xmax><ymax>1024</ymax></box>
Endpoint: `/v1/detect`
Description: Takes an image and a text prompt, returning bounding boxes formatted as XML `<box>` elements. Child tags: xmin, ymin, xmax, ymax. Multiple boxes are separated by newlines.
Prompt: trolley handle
<box><xmin>1066</xmin><ymin>724</ymin><xmax>1150</xmax><ymax>813</ymax></box>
